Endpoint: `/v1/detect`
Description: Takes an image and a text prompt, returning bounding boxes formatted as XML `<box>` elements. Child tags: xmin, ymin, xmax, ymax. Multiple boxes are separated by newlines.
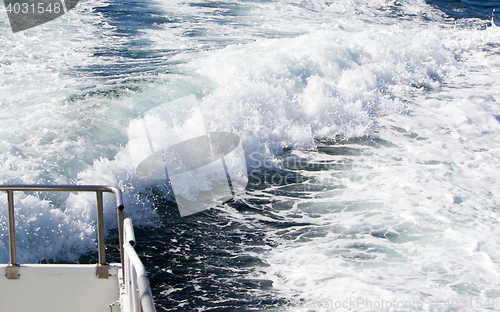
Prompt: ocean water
<box><xmin>1</xmin><ymin>0</ymin><xmax>500</xmax><ymax>310</ymax></box>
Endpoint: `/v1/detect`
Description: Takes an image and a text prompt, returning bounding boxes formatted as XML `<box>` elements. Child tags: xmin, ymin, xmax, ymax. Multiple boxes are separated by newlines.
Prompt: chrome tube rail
<box><xmin>0</xmin><ymin>185</ymin><xmax>125</xmax><ymax>279</ymax></box>
<box><xmin>123</xmin><ymin>218</ymin><xmax>156</xmax><ymax>312</ymax></box>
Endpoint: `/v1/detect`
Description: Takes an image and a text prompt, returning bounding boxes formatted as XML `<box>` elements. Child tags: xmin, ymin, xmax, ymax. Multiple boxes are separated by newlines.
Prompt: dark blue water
<box><xmin>426</xmin><ymin>0</ymin><xmax>500</xmax><ymax>26</ymax></box>
<box><xmin>72</xmin><ymin>0</ymin><xmax>500</xmax><ymax>311</ymax></box>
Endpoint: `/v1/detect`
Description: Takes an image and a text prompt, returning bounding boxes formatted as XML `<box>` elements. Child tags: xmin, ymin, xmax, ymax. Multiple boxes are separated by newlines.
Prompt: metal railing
<box><xmin>123</xmin><ymin>218</ymin><xmax>156</xmax><ymax>312</ymax></box>
<box><xmin>0</xmin><ymin>185</ymin><xmax>125</xmax><ymax>278</ymax></box>
<box><xmin>1</xmin><ymin>184</ymin><xmax>157</xmax><ymax>312</ymax></box>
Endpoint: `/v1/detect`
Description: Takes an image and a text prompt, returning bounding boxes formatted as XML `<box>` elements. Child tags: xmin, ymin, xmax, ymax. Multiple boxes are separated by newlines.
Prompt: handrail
<box><xmin>123</xmin><ymin>218</ymin><xmax>156</xmax><ymax>312</ymax></box>
<box><xmin>0</xmin><ymin>184</ymin><xmax>125</xmax><ymax>277</ymax></box>
<box><xmin>1</xmin><ymin>185</ymin><xmax>157</xmax><ymax>312</ymax></box>
<box><xmin>124</xmin><ymin>218</ymin><xmax>136</xmax><ymax>246</ymax></box>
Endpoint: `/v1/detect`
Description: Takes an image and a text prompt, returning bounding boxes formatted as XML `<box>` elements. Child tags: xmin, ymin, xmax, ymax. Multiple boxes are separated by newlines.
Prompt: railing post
<box><xmin>118</xmin><ymin>203</ymin><xmax>125</xmax><ymax>271</ymax></box>
<box><xmin>7</xmin><ymin>190</ymin><xmax>16</xmax><ymax>265</ymax></box>
<box><xmin>0</xmin><ymin>185</ymin><xmax>125</xmax><ymax>280</ymax></box>
<box><xmin>95</xmin><ymin>191</ymin><xmax>108</xmax><ymax>279</ymax></box>
<box><xmin>6</xmin><ymin>190</ymin><xmax>19</xmax><ymax>279</ymax></box>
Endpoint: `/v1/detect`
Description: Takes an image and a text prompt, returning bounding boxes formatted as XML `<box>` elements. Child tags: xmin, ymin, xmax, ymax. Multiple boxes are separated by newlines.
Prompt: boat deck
<box><xmin>0</xmin><ymin>263</ymin><xmax>122</xmax><ymax>312</ymax></box>
<box><xmin>0</xmin><ymin>184</ymin><xmax>155</xmax><ymax>312</ymax></box>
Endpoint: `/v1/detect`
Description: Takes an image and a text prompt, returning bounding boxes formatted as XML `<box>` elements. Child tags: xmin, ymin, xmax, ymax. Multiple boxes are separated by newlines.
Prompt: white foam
<box><xmin>2</xmin><ymin>0</ymin><xmax>500</xmax><ymax>307</ymax></box>
<box><xmin>255</xmin><ymin>23</ymin><xmax>500</xmax><ymax>311</ymax></box>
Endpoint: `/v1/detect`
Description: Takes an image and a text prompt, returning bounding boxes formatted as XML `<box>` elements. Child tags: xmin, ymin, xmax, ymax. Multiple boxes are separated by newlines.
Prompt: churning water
<box><xmin>1</xmin><ymin>0</ymin><xmax>500</xmax><ymax>310</ymax></box>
